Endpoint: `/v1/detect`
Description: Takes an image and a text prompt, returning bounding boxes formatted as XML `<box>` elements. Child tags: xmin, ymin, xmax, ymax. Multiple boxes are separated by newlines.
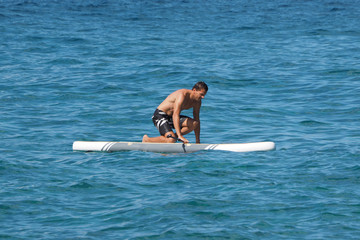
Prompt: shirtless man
<box><xmin>142</xmin><ymin>82</ymin><xmax>208</xmax><ymax>144</ymax></box>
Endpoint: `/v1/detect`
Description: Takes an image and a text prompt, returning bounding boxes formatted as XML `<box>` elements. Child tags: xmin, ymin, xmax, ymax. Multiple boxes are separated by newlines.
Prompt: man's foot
<box><xmin>142</xmin><ymin>134</ymin><xmax>149</xmax><ymax>142</ymax></box>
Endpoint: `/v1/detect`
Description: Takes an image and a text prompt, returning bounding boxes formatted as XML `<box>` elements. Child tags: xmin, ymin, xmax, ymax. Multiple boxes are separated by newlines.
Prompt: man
<box><xmin>142</xmin><ymin>82</ymin><xmax>208</xmax><ymax>144</ymax></box>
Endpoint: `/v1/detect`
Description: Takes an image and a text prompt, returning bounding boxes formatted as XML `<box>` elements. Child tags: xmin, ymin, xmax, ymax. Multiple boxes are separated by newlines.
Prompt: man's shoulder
<box><xmin>171</xmin><ymin>89</ymin><xmax>190</xmax><ymax>97</ymax></box>
<box><xmin>174</xmin><ymin>88</ymin><xmax>189</xmax><ymax>93</ymax></box>
<box><xmin>178</xmin><ymin>89</ymin><xmax>192</xmax><ymax>95</ymax></box>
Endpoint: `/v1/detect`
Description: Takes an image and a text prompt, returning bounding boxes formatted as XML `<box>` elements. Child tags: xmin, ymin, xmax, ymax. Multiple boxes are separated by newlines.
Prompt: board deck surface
<box><xmin>73</xmin><ymin>141</ymin><xmax>275</xmax><ymax>153</ymax></box>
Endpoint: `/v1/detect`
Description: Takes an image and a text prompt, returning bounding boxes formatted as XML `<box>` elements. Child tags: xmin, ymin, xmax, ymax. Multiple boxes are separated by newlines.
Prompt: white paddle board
<box><xmin>73</xmin><ymin>141</ymin><xmax>275</xmax><ymax>153</ymax></box>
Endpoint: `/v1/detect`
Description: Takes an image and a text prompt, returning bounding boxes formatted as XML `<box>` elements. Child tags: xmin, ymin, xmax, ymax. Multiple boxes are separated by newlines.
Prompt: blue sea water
<box><xmin>1</xmin><ymin>0</ymin><xmax>360</xmax><ymax>239</ymax></box>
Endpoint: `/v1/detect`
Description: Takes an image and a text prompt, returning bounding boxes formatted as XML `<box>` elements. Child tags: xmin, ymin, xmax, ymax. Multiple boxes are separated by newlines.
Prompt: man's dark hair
<box><xmin>192</xmin><ymin>81</ymin><xmax>208</xmax><ymax>92</ymax></box>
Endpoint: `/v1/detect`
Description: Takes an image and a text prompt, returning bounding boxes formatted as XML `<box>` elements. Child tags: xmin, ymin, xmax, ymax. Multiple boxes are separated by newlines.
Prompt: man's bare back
<box><xmin>157</xmin><ymin>89</ymin><xmax>199</xmax><ymax>116</ymax></box>
<box><xmin>142</xmin><ymin>82</ymin><xmax>208</xmax><ymax>144</ymax></box>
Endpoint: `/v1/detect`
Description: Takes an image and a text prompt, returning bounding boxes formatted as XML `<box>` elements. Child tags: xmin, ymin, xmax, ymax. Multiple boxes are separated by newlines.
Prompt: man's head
<box><xmin>192</xmin><ymin>81</ymin><xmax>208</xmax><ymax>100</ymax></box>
<box><xmin>192</xmin><ymin>81</ymin><xmax>208</xmax><ymax>93</ymax></box>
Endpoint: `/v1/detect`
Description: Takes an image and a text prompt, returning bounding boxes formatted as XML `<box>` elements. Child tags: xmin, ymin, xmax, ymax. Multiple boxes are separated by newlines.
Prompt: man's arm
<box><xmin>193</xmin><ymin>101</ymin><xmax>201</xmax><ymax>144</ymax></box>
<box><xmin>172</xmin><ymin>93</ymin><xmax>189</xmax><ymax>143</ymax></box>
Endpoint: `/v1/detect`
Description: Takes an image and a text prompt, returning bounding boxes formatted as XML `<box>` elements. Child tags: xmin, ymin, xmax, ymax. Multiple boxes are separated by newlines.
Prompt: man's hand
<box><xmin>178</xmin><ymin>136</ymin><xmax>189</xmax><ymax>144</ymax></box>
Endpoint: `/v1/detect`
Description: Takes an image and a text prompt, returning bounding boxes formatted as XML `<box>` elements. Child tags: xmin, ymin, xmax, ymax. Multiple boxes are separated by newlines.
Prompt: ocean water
<box><xmin>1</xmin><ymin>0</ymin><xmax>360</xmax><ymax>239</ymax></box>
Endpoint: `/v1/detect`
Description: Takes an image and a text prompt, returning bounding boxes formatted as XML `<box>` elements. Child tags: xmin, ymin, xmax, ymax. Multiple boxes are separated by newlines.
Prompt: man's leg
<box><xmin>143</xmin><ymin>117</ymin><xmax>198</xmax><ymax>143</ymax></box>
<box><xmin>143</xmin><ymin>110</ymin><xmax>177</xmax><ymax>143</ymax></box>
<box><xmin>142</xmin><ymin>131</ymin><xmax>177</xmax><ymax>143</ymax></box>
<box><xmin>179</xmin><ymin>118</ymin><xmax>199</xmax><ymax>136</ymax></box>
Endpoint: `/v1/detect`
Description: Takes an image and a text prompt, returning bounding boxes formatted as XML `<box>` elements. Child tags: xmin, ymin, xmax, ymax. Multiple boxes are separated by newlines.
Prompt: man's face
<box><xmin>194</xmin><ymin>89</ymin><xmax>207</xmax><ymax>100</ymax></box>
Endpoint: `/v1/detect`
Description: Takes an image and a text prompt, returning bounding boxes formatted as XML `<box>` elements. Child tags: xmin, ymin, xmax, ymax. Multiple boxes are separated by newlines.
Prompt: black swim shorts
<box><xmin>152</xmin><ymin>109</ymin><xmax>189</xmax><ymax>136</ymax></box>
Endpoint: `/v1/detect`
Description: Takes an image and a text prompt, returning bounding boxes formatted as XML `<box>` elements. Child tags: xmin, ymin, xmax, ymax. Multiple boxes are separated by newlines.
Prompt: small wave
<box><xmin>48</xmin><ymin>58</ymin><xmax>83</xmax><ymax>65</ymax></box>
<box><xmin>70</xmin><ymin>181</ymin><xmax>94</xmax><ymax>189</ymax></box>
<box><xmin>299</xmin><ymin>120</ymin><xmax>327</xmax><ymax>126</ymax></box>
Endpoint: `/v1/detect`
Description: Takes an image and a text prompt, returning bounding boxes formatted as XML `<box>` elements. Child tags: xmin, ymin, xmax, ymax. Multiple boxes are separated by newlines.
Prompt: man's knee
<box><xmin>185</xmin><ymin>118</ymin><xmax>198</xmax><ymax>130</ymax></box>
<box><xmin>165</xmin><ymin>137</ymin><xmax>177</xmax><ymax>143</ymax></box>
<box><xmin>193</xmin><ymin>120</ymin><xmax>199</xmax><ymax>129</ymax></box>
<box><xmin>165</xmin><ymin>132</ymin><xmax>177</xmax><ymax>143</ymax></box>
